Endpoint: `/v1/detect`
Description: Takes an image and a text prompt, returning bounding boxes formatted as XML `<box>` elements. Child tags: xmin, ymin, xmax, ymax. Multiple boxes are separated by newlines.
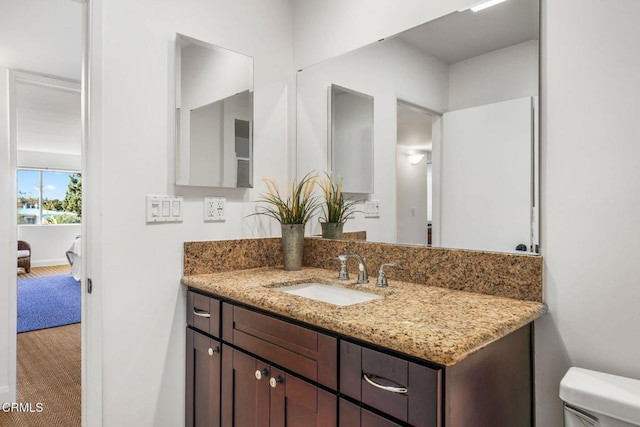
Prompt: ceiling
<box><xmin>0</xmin><ymin>0</ymin><xmax>82</xmax><ymax>155</ymax></box>
<box><xmin>397</xmin><ymin>0</ymin><xmax>539</xmax><ymax>64</ymax></box>
<box><xmin>17</xmin><ymin>82</ymin><xmax>81</xmax><ymax>155</ymax></box>
<box><xmin>0</xmin><ymin>0</ymin><xmax>82</xmax><ymax>80</ymax></box>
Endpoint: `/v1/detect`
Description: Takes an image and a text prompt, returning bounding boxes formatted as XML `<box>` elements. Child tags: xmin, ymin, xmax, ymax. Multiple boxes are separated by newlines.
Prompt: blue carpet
<box><xmin>17</xmin><ymin>274</ymin><xmax>81</xmax><ymax>333</ymax></box>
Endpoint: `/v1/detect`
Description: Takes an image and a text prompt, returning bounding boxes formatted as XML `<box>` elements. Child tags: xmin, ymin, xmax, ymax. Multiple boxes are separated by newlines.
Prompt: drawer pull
<box><xmin>193</xmin><ymin>308</ymin><xmax>211</xmax><ymax>318</ymax></box>
<box><xmin>363</xmin><ymin>372</ymin><xmax>408</xmax><ymax>394</ymax></box>
<box><xmin>207</xmin><ymin>346</ymin><xmax>220</xmax><ymax>356</ymax></box>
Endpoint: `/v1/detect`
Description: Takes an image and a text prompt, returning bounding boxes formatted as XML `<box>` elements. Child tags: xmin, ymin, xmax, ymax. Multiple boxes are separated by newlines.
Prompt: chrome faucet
<box><xmin>336</xmin><ymin>253</ymin><xmax>369</xmax><ymax>284</ymax></box>
<box><xmin>376</xmin><ymin>262</ymin><xmax>397</xmax><ymax>287</ymax></box>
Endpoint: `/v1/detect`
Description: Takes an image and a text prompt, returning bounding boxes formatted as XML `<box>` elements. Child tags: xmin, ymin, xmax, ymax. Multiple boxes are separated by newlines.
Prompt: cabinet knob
<box><xmin>207</xmin><ymin>346</ymin><xmax>220</xmax><ymax>356</ymax></box>
<box><xmin>269</xmin><ymin>376</ymin><xmax>283</xmax><ymax>388</ymax></box>
<box><xmin>254</xmin><ymin>369</ymin><xmax>268</xmax><ymax>380</ymax></box>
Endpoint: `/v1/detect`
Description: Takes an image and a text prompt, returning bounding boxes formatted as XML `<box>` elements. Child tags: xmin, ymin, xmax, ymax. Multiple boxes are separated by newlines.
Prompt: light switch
<box><xmin>172</xmin><ymin>200</ymin><xmax>181</xmax><ymax>217</ymax></box>
<box><xmin>364</xmin><ymin>200</ymin><xmax>380</xmax><ymax>218</ymax></box>
<box><xmin>146</xmin><ymin>195</ymin><xmax>183</xmax><ymax>223</ymax></box>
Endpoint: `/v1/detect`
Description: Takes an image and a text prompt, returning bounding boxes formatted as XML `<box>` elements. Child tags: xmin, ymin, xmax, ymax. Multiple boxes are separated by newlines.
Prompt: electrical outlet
<box><xmin>204</xmin><ymin>197</ymin><xmax>226</xmax><ymax>221</ymax></box>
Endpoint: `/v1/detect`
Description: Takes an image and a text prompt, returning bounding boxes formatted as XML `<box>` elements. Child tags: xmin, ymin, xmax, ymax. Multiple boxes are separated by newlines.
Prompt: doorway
<box><xmin>396</xmin><ymin>100</ymin><xmax>439</xmax><ymax>246</ymax></box>
<box><xmin>0</xmin><ymin>0</ymin><xmax>85</xmax><ymax>425</ymax></box>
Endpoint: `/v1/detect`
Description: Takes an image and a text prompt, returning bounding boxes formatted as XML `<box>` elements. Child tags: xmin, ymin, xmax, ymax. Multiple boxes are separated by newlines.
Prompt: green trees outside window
<box><xmin>17</xmin><ymin>169</ymin><xmax>82</xmax><ymax>225</ymax></box>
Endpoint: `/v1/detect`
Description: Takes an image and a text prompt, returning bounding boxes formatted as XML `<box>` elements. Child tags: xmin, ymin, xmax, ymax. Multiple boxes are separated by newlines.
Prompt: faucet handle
<box><xmin>376</xmin><ymin>262</ymin><xmax>397</xmax><ymax>287</ymax></box>
<box><xmin>357</xmin><ymin>258</ymin><xmax>368</xmax><ymax>284</ymax></box>
<box><xmin>336</xmin><ymin>255</ymin><xmax>349</xmax><ymax>280</ymax></box>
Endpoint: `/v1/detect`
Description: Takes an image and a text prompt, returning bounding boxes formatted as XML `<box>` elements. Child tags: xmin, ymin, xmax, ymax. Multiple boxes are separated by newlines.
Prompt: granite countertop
<box><xmin>181</xmin><ymin>267</ymin><xmax>546</xmax><ymax>366</ymax></box>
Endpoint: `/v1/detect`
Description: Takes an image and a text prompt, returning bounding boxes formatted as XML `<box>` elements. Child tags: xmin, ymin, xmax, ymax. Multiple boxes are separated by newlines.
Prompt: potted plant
<box><xmin>318</xmin><ymin>173</ymin><xmax>360</xmax><ymax>240</ymax></box>
<box><xmin>254</xmin><ymin>172</ymin><xmax>320</xmax><ymax>270</ymax></box>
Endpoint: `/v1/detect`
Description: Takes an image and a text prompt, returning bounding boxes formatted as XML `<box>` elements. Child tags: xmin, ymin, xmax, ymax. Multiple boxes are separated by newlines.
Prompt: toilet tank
<box><xmin>560</xmin><ymin>367</ymin><xmax>640</xmax><ymax>427</ymax></box>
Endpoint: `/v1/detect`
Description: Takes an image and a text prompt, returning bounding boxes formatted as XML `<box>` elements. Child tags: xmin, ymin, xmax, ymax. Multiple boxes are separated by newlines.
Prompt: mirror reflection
<box><xmin>175</xmin><ymin>34</ymin><xmax>254</xmax><ymax>188</ymax></box>
<box><xmin>297</xmin><ymin>0</ymin><xmax>539</xmax><ymax>253</ymax></box>
<box><xmin>330</xmin><ymin>85</ymin><xmax>374</xmax><ymax>194</ymax></box>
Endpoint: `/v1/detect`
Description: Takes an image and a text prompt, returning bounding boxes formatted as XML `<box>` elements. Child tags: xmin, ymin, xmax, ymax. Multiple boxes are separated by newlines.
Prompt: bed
<box><xmin>66</xmin><ymin>235</ymin><xmax>82</xmax><ymax>281</ymax></box>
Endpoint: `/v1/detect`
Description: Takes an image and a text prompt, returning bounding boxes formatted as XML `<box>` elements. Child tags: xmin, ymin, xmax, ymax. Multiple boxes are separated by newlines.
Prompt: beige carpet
<box><xmin>17</xmin><ymin>264</ymin><xmax>70</xmax><ymax>279</ymax></box>
<box><xmin>1</xmin><ymin>266</ymin><xmax>81</xmax><ymax>427</ymax></box>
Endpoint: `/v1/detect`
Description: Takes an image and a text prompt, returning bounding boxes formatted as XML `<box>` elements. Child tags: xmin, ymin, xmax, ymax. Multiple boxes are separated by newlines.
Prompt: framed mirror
<box><xmin>175</xmin><ymin>34</ymin><xmax>254</xmax><ymax>188</ymax></box>
<box><xmin>297</xmin><ymin>0</ymin><xmax>539</xmax><ymax>253</ymax></box>
<box><xmin>329</xmin><ymin>84</ymin><xmax>374</xmax><ymax>194</ymax></box>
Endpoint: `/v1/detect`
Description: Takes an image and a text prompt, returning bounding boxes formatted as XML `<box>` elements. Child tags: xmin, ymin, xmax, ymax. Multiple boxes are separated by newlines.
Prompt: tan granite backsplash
<box><xmin>184</xmin><ymin>237</ymin><xmax>542</xmax><ymax>302</ymax></box>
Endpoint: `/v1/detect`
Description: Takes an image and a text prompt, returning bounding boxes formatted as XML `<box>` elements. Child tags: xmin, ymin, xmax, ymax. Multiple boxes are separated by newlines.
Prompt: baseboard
<box><xmin>0</xmin><ymin>384</ymin><xmax>12</xmax><ymax>404</ymax></box>
<box><xmin>32</xmin><ymin>259</ymin><xmax>68</xmax><ymax>268</ymax></box>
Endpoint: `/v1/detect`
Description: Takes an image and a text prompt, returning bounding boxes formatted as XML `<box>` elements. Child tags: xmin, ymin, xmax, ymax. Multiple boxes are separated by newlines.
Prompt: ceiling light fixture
<box><xmin>407</xmin><ymin>153</ymin><xmax>425</xmax><ymax>165</ymax></box>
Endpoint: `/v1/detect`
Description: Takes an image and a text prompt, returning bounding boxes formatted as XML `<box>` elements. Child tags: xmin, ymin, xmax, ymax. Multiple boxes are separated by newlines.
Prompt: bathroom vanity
<box><xmin>182</xmin><ymin>265</ymin><xmax>544</xmax><ymax>427</ymax></box>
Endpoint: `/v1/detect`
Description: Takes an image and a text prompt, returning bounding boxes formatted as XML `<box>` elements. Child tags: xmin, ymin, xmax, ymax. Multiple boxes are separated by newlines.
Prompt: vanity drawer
<box><xmin>340</xmin><ymin>341</ymin><xmax>441</xmax><ymax>427</ymax></box>
<box><xmin>222</xmin><ymin>303</ymin><xmax>338</xmax><ymax>389</ymax></box>
<box><xmin>339</xmin><ymin>398</ymin><xmax>402</xmax><ymax>427</ymax></box>
<box><xmin>186</xmin><ymin>290</ymin><xmax>221</xmax><ymax>337</ymax></box>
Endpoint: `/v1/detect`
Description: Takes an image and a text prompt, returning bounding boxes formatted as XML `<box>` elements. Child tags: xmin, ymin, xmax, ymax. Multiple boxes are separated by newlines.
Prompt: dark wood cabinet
<box><xmin>221</xmin><ymin>345</ymin><xmax>336</xmax><ymax>427</ymax></box>
<box><xmin>186</xmin><ymin>288</ymin><xmax>533</xmax><ymax>427</ymax></box>
<box><xmin>186</xmin><ymin>328</ymin><xmax>221</xmax><ymax>427</ymax></box>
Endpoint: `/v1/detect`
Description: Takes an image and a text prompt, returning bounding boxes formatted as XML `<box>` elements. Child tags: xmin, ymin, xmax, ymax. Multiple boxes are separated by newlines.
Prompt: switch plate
<box><xmin>146</xmin><ymin>195</ymin><xmax>183</xmax><ymax>223</ymax></box>
<box><xmin>364</xmin><ymin>200</ymin><xmax>380</xmax><ymax>218</ymax></box>
<box><xmin>204</xmin><ymin>196</ymin><xmax>226</xmax><ymax>221</ymax></box>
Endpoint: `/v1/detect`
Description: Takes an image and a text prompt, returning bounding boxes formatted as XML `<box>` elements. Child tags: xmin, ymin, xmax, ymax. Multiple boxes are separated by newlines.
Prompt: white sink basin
<box><xmin>276</xmin><ymin>282</ymin><xmax>382</xmax><ymax>307</ymax></box>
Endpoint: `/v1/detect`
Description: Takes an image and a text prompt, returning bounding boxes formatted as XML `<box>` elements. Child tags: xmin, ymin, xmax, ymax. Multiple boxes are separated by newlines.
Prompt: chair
<box><xmin>17</xmin><ymin>240</ymin><xmax>31</xmax><ymax>273</ymax></box>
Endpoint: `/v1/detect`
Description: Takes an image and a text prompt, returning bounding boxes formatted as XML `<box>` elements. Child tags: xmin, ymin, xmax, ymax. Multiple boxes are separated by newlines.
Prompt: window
<box><xmin>17</xmin><ymin>169</ymin><xmax>82</xmax><ymax>225</ymax></box>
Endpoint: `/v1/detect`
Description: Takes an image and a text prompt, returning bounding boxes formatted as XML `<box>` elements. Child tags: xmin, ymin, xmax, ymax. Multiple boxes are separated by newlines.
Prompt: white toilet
<box><xmin>560</xmin><ymin>367</ymin><xmax>640</xmax><ymax>426</ymax></box>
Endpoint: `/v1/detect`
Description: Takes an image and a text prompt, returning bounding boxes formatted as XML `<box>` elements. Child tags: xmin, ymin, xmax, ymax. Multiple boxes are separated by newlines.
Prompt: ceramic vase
<box><xmin>281</xmin><ymin>223</ymin><xmax>305</xmax><ymax>271</ymax></box>
<box><xmin>320</xmin><ymin>222</ymin><xmax>344</xmax><ymax>240</ymax></box>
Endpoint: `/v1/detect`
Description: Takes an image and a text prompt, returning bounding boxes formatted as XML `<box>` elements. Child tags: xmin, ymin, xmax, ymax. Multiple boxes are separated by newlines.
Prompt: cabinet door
<box><xmin>269</xmin><ymin>367</ymin><xmax>337</xmax><ymax>427</ymax></box>
<box><xmin>221</xmin><ymin>345</ymin><xmax>270</xmax><ymax>427</ymax></box>
<box><xmin>222</xmin><ymin>346</ymin><xmax>337</xmax><ymax>427</ymax></box>
<box><xmin>186</xmin><ymin>328</ymin><xmax>221</xmax><ymax>427</ymax></box>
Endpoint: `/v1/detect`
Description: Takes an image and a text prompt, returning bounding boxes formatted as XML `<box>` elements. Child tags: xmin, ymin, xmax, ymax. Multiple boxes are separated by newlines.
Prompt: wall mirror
<box><xmin>330</xmin><ymin>84</ymin><xmax>374</xmax><ymax>194</ymax></box>
<box><xmin>297</xmin><ymin>0</ymin><xmax>540</xmax><ymax>253</ymax></box>
<box><xmin>175</xmin><ymin>33</ymin><xmax>254</xmax><ymax>188</ymax></box>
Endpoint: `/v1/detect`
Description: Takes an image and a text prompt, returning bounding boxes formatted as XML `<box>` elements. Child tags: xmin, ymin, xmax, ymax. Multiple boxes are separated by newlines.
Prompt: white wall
<box><xmin>536</xmin><ymin>1</ymin><xmax>640</xmax><ymax>426</ymax></box>
<box><xmin>89</xmin><ymin>0</ymin><xmax>294</xmax><ymax>425</ymax></box>
<box><xmin>17</xmin><ymin>224</ymin><xmax>80</xmax><ymax>267</ymax></box>
<box><xmin>449</xmin><ymin>39</ymin><xmax>539</xmax><ymax>110</ymax></box>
